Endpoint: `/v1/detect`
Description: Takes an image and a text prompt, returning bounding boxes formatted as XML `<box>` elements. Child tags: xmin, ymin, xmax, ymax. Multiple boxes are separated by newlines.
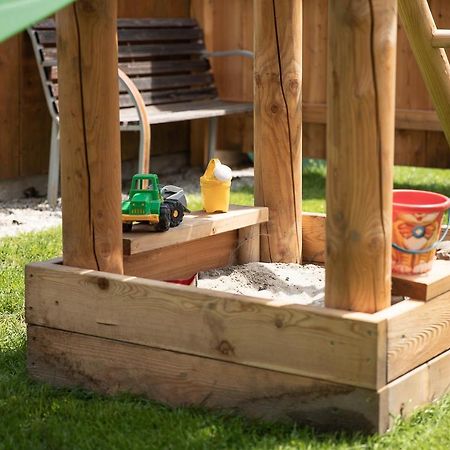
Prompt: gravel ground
<box><xmin>0</xmin><ymin>166</ymin><xmax>254</xmax><ymax>239</ymax></box>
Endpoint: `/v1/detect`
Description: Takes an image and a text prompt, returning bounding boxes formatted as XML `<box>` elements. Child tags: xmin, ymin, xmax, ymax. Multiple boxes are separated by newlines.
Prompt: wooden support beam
<box><xmin>326</xmin><ymin>1</ymin><xmax>397</xmax><ymax>312</ymax></box>
<box><xmin>254</xmin><ymin>0</ymin><xmax>302</xmax><ymax>263</ymax></box>
<box><xmin>398</xmin><ymin>0</ymin><xmax>450</xmax><ymax>147</ymax></box>
<box><xmin>56</xmin><ymin>0</ymin><xmax>123</xmax><ymax>274</ymax></box>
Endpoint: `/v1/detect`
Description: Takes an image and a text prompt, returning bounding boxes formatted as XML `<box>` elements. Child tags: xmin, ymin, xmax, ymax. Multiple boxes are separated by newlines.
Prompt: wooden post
<box><xmin>399</xmin><ymin>0</ymin><xmax>450</xmax><ymax>147</ymax></box>
<box><xmin>254</xmin><ymin>0</ymin><xmax>302</xmax><ymax>263</ymax></box>
<box><xmin>56</xmin><ymin>0</ymin><xmax>123</xmax><ymax>274</ymax></box>
<box><xmin>237</xmin><ymin>225</ymin><xmax>261</xmax><ymax>264</ymax></box>
<box><xmin>325</xmin><ymin>1</ymin><xmax>397</xmax><ymax>312</ymax></box>
<box><xmin>190</xmin><ymin>0</ymin><xmax>214</xmax><ymax>168</ymax></box>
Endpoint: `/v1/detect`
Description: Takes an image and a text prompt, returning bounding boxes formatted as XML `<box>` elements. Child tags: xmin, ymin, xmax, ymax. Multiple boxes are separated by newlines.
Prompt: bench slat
<box><xmin>119</xmin><ymin>87</ymin><xmax>218</xmax><ymax>108</ymax></box>
<box><xmin>120</xmin><ymin>100</ymin><xmax>253</xmax><ymax>125</ymax></box>
<box><xmin>125</xmin><ymin>73</ymin><xmax>214</xmax><ymax>92</ymax></box>
<box><xmin>42</xmin><ymin>42</ymin><xmax>205</xmax><ymax>65</ymax></box>
<box><xmin>36</xmin><ymin>27</ymin><xmax>203</xmax><ymax>45</ymax></box>
<box><xmin>50</xmin><ymin>59</ymin><xmax>211</xmax><ymax>80</ymax></box>
<box><xmin>33</xmin><ymin>18</ymin><xmax>197</xmax><ymax>30</ymax></box>
<box><xmin>51</xmin><ymin>74</ymin><xmax>214</xmax><ymax>99</ymax></box>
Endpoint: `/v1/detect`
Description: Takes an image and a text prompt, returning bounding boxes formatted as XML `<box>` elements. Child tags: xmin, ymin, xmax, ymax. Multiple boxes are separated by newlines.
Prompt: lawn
<box><xmin>1</xmin><ymin>161</ymin><xmax>450</xmax><ymax>449</ymax></box>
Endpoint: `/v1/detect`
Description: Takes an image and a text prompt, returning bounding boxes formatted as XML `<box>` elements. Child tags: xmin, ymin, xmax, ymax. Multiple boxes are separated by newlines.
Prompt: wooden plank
<box><xmin>25</xmin><ymin>261</ymin><xmax>385</xmax><ymax>389</ymax></box>
<box><xmin>123</xmin><ymin>231</ymin><xmax>238</xmax><ymax>280</ymax></box>
<box><xmin>27</xmin><ymin>325</ymin><xmax>381</xmax><ymax>433</ymax></box>
<box><xmin>237</xmin><ymin>225</ymin><xmax>260</xmax><ymax>264</ymax></box>
<box><xmin>51</xmin><ymin>74</ymin><xmax>215</xmax><ymax>99</ymax></box>
<box><xmin>19</xmin><ymin>34</ymin><xmax>52</xmax><ymax>178</ymax></box>
<box><xmin>120</xmin><ymin>87</ymin><xmax>217</xmax><ymax>109</ymax></box>
<box><xmin>125</xmin><ymin>73</ymin><xmax>213</xmax><ymax>92</ymax></box>
<box><xmin>379</xmin><ymin>346</ymin><xmax>450</xmax><ymax>432</ymax></box>
<box><xmin>50</xmin><ymin>59</ymin><xmax>211</xmax><ymax>80</ymax></box>
<box><xmin>36</xmin><ymin>27</ymin><xmax>203</xmax><ymax>45</ymax></box>
<box><xmin>36</xmin><ymin>18</ymin><xmax>197</xmax><ymax>29</ymax></box>
<box><xmin>302</xmin><ymin>213</ymin><xmax>326</xmax><ymax>264</ymax></box>
<box><xmin>326</xmin><ymin>0</ymin><xmax>396</xmax><ymax>312</ymax></box>
<box><xmin>398</xmin><ymin>0</ymin><xmax>450</xmax><ymax>147</ymax></box>
<box><xmin>392</xmin><ymin>260</ymin><xmax>450</xmax><ymax>300</ymax></box>
<box><xmin>190</xmin><ymin>0</ymin><xmax>215</xmax><ymax>167</ymax></box>
<box><xmin>117</xmin><ymin>1</ymin><xmax>190</xmax><ymax>20</ymax></box>
<box><xmin>0</xmin><ymin>36</ymin><xmax>20</xmax><ymax>180</ymax></box>
<box><xmin>254</xmin><ymin>0</ymin><xmax>302</xmax><ymax>263</ymax></box>
<box><xmin>43</xmin><ymin>42</ymin><xmax>206</xmax><ymax>63</ymax></box>
<box><xmin>56</xmin><ymin>0</ymin><xmax>123</xmax><ymax>274</ymax></box>
<box><xmin>122</xmin><ymin>206</ymin><xmax>268</xmax><ymax>255</ymax></box>
<box><xmin>120</xmin><ymin>100</ymin><xmax>252</xmax><ymax>125</ymax></box>
<box><xmin>303</xmin><ymin>103</ymin><xmax>443</xmax><ymax>132</ymax></box>
<box><xmin>387</xmin><ymin>289</ymin><xmax>450</xmax><ymax>381</ymax></box>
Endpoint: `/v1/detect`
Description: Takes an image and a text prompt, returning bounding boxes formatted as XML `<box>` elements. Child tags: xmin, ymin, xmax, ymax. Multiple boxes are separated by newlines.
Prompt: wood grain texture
<box><xmin>19</xmin><ymin>35</ymin><xmax>52</xmax><ymax>178</ymax></box>
<box><xmin>379</xmin><ymin>346</ymin><xmax>450</xmax><ymax>432</ymax></box>
<box><xmin>326</xmin><ymin>0</ymin><xmax>397</xmax><ymax>313</ymax></box>
<box><xmin>27</xmin><ymin>325</ymin><xmax>381</xmax><ymax>433</ymax></box>
<box><xmin>0</xmin><ymin>37</ymin><xmax>20</xmax><ymax>180</ymax></box>
<box><xmin>398</xmin><ymin>0</ymin><xmax>450</xmax><ymax>147</ymax></box>
<box><xmin>56</xmin><ymin>0</ymin><xmax>123</xmax><ymax>274</ymax></box>
<box><xmin>25</xmin><ymin>261</ymin><xmax>384</xmax><ymax>389</ymax></box>
<box><xmin>302</xmin><ymin>213</ymin><xmax>326</xmax><ymax>263</ymax></box>
<box><xmin>27</xmin><ymin>324</ymin><xmax>450</xmax><ymax>434</ymax></box>
<box><xmin>254</xmin><ymin>0</ymin><xmax>302</xmax><ymax>263</ymax></box>
<box><xmin>387</xmin><ymin>290</ymin><xmax>450</xmax><ymax>381</ymax></box>
<box><xmin>391</xmin><ymin>259</ymin><xmax>450</xmax><ymax>301</ymax></box>
<box><xmin>237</xmin><ymin>225</ymin><xmax>260</xmax><ymax>264</ymax></box>
<box><xmin>122</xmin><ymin>206</ymin><xmax>268</xmax><ymax>255</ymax></box>
<box><xmin>123</xmin><ymin>231</ymin><xmax>238</xmax><ymax>280</ymax></box>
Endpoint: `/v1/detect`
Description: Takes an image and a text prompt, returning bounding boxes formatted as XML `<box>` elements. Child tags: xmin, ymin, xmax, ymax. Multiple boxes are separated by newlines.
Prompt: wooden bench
<box><xmin>28</xmin><ymin>18</ymin><xmax>253</xmax><ymax>206</ymax></box>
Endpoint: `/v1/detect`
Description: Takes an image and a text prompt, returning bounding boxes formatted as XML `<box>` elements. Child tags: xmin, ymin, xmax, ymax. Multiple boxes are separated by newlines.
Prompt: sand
<box><xmin>198</xmin><ymin>262</ymin><xmax>325</xmax><ymax>307</ymax></box>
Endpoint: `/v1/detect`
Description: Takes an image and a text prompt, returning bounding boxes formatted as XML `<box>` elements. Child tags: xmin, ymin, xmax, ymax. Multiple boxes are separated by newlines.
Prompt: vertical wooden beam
<box><xmin>0</xmin><ymin>36</ymin><xmax>20</xmax><ymax>180</ymax></box>
<box><xmin>190</xmin><ymin>0</ymin><xmax>214</xmax><ymax>167</ymax></box>
<box><xmin>238</xmin><ymin>224</ymin><xmax>261</xmax><ymax>264</ymax></box>
<box><xmin>326</xmin><ymin>1</ymin><xmax>397</xmax><ymax>312</ymax></box>
<box><xmin>398</xmin><ymin>0</ymin><xmax>450</xmax><ymax>147</ymax></box>
<box><xmin>56</xmin><ymin>0</ymin><xmax>123</xmax><ymax>274</ymax></box>
<box><xmin>254</xmin><ymin>0</ymin><xmax>302</xmax><ymax>263</ymax></box>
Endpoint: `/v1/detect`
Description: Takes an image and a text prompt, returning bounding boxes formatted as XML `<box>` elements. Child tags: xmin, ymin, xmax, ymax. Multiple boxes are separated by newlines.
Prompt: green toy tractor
<box><xmin>122</xmin><ymin>174</ymin><xmax>189</xmax><ymax>232</ymax></box>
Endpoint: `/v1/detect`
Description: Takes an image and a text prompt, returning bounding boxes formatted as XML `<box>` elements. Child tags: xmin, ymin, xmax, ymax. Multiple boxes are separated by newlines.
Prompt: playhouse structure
<box><xmin>24</xmin><ymin>0</ymin><xmax>450</xmax><ymax>433</ymax></box>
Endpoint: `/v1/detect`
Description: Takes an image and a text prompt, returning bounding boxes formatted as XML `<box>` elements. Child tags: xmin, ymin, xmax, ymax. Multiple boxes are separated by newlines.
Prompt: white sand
<box><xmin>198</xmin><ymin>262</ymin><xmax>325</xmax><ymax>307</ymax></box>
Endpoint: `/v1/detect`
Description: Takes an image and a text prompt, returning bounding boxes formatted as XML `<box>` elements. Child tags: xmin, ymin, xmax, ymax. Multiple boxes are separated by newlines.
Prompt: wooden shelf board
<box><xmin>123</xmin><ymin>205</ymin><xmax>269</xmax><ymax>255</ymax></box>
<box><xmin>392</xmin><ymin>259</ymin><xmax>450</xmax><ymax>301</ymax></box>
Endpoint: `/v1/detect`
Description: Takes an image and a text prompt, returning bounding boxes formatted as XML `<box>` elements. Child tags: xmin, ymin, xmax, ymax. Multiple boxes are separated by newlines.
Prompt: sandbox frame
<box><xmin>24</xmin><ymin>0</ymin><xmax>450</xmax><ymax>435</ymax></box>
<box><xmin>26</xmin><ymin>210</ymin><xmax>450</xmax><ymax>433</ymax></box>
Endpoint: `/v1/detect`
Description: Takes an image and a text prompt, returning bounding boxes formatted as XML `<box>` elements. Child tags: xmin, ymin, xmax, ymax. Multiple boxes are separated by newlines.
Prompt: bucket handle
<box><xmin>392</xmin><ymin>210</ymin><xmax>450</xmax><ymax>255</ymax></box>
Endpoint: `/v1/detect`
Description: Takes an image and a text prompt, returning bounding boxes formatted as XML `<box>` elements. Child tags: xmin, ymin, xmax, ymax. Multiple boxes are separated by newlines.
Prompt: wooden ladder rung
<box><xmin>432</xmin><ymin>30</ymin><xmax>450</xmax><ymax>48</ymax></box>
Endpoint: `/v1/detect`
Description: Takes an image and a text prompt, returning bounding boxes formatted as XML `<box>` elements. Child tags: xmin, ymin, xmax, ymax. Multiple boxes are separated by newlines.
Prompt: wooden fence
<box><xmin>0</xmin><ymin>0</ymin><xmax>449</xmax><ymax>182</ymax></box>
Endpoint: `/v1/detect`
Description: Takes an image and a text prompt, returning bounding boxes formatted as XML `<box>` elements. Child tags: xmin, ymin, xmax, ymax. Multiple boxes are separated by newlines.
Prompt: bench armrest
<box><xmin>118</xmin><ymin>69</ymin><xmax>151</xmax><ymax>173</ymax></box>
<box><xmin>202</xmin><ymin>50</ymin><xmax>254</xmax><ymax>59</ymax></box>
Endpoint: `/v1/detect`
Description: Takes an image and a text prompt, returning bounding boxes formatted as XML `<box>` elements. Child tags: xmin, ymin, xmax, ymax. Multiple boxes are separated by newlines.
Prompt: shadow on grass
<box><xmin>0</xmin><ymin>335</ymin><xmax>367</xmax><ymax>449</ymax></box>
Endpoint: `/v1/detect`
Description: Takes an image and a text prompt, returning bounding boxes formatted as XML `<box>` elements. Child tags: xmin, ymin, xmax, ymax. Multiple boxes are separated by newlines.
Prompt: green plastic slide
<box><xmin>0</xmin><ymin>0</ymin><xmax>74</xmax><ymax>43</ymax></box>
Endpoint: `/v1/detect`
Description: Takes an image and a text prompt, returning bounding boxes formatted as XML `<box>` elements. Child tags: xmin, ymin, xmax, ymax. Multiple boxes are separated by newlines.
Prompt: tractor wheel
<box><xmin>156</xmin><ymin>204</ymin><xmax>170</xmax><ymax>232</ymax></box>
<box><xmin>168</xmin><ymin>201</ymin><xmax>184</xmax><ymax>227</ymax></box>
<box><xmin>122</xmin><ymin>222</ymin><xmax>133</xmax><ymax>232</ymax></box>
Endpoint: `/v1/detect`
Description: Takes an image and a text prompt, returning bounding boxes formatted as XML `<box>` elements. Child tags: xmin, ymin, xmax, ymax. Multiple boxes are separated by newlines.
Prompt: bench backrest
<box><xmin>28</xmin><ymin>18</ymin><xmax>219</xmax><ymax>120</ymax></box>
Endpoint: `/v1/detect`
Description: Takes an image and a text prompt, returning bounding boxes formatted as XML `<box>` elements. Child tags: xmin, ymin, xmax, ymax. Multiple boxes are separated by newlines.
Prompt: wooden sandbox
<box><xmin>25</xmin><ymin>0</ymin><xmax>450</xmax><ymax>436</ymax></box>
<box><xmin>26</xmin><ymin>207</ymin><xmax>450</xmax><ymax>433</ymax></box>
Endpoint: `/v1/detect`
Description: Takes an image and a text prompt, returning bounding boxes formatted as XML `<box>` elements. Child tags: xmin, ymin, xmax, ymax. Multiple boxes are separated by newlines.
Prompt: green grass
<box><xmin>1</xmin><ymin>162</ymin><xmax>450</xmax><ymax>449</ymax></box>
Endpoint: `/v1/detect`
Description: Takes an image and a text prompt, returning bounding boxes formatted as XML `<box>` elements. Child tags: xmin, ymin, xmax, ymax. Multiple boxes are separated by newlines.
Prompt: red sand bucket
<box><xmin>392</xmin><ymin>190</ymin><xmax>450</xmax><ymax>274</ymax></box>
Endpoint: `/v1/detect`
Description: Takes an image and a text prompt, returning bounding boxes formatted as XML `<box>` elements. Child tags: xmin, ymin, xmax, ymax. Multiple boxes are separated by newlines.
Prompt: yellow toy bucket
<box><xmin>200</xmin><ymin>159</ymin><xmax>231</xmax><ymax>213</ymax></box>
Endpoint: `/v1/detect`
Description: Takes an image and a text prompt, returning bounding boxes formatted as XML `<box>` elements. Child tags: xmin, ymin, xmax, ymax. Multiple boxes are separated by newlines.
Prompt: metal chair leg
<box><xmin>207</xmin><ymin>117</ymin><xmax>218</xmax><ymax>163</ymax></box>
<box><xmin>47</xmin><ymin>121</ymin><xmax>60</xmax><ymax>208</ymax></box>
